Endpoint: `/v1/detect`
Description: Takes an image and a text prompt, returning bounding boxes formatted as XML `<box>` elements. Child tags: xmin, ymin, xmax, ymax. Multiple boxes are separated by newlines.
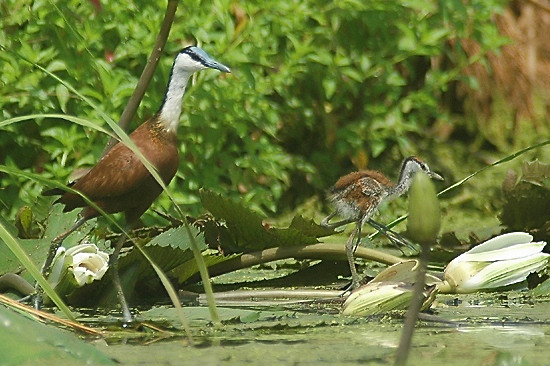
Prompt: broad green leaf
<box><xmin>288</xmin><ymin>215</ymin><xmax>334</xmax><ymax>238</ymax></box>
<box><xmin>55</xmin><ymin>84</ymin><xmax>70</xmax><ymax>112</ymax></box>
<box><xmin>200</xmin><ymin>189</ymin><xmax>319</xmax><ymax>251</ymax></box>
<box><xmin>0</xmin><ymin>306</ymin><xmax>114</xmax><ymax>365</ymax></box>
<box><xmin>117</xmin><ymin>225</ymin><xmax>206</xmax><ymax>282</ymax></box>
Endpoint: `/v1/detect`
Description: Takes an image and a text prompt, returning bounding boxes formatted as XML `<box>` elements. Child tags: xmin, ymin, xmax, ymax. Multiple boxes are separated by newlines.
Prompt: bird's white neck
<box><xmin>157</xmin><ymin>68</ymin><xmax>193</xmax><ymax>134</ymax></box>
<box><xmin>387</xmin><ymin>162</ymin><xmax>417</xmax><ymax>198</ymax></box>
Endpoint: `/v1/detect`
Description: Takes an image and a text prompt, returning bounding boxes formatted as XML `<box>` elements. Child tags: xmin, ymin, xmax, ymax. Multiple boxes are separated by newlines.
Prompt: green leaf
<box><xmin>200</xmin><ymin>189</ymin><xmax>319</xmax><ymax>252</ymax></box>
<box><xmin>46</xmin><ymin>59</ymin><xmax>67</xmax><ymax>73</ymax></box>
<box><xmin>0</xmin><ymin>204</ymin><xmax>91</xmax><ymax>276</ymax></box>
<box><xmin>322</xmin><ymin>78</ymin><xmax>336</xmax><ymax>99</ymax></box>
<box><xmin>0</xmin><ymin>306</ymin><xmax>114</xmax><ymax>365</ymax></box>
<box><xmin>422</xmin><ymin>28</ymin><xmax>449</xmax><ymax>46</ymax></box>
<box><xmin>55</xmin><ymin>84</ymin><xmax>70</xmax><ymax>112</ymax></box>
<box><xmin>288</xmin><ymin>215</ymin><xmax>334</xmax><ymax>238</ymax></box>
<box><xmin>117</xmin><ymin>225</ymin><xmax>206</xmax><ymax>282</ymax></box>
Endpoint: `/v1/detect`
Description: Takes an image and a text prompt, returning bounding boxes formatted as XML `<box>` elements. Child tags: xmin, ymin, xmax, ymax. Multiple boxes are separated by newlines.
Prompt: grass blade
<box><xmin>0</xmin><ymin>221</ymin><xmax>75</xmax><ymax>321</ymax></box>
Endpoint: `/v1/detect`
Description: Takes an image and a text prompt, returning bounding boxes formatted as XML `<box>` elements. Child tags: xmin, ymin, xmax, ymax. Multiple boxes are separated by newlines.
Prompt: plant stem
<box><xmin>101</xmin><ymin>0</ymin><xmax>178</xmax><ymax>156</ymax></box>
<box><xmin>196</xmin><ymin>289</ymin><xmax>343</xmax><ymax>306</ymax></box>
<box><xmin>190</xmin><ymin>243</ymin><xmax>403</xmax><ymax>282</ymax></box>
<box><xmin>0</xmin><ymin>273</ymin><xmax>35</xmax><ymax>296</ymax></box>
<box><xmin>183</xmin><ymin>217</ymin><xmax>221</xmax><ymax>327</ymax></box>
<box><xmin>394</xmin><ymin>242</ymin><xmax>429</xmax><ymax>366</ymax></box>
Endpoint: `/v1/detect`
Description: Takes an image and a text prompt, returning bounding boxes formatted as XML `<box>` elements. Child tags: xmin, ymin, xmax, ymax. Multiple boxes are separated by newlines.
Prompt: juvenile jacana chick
<box><xmin>41</xmin><ymin>46</ymin><xmax>230</xmax><ymax>321</ymax></box>
<box><xmin>321</xmin><ymin>156</ymin><xmax>443</xmax><ymax>288</ymax></box>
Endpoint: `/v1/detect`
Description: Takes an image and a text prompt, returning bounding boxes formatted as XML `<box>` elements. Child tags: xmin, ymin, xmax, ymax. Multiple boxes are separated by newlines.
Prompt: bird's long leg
<box><xmin>352</xmin><ymin>220</ymin><xmax>363</xmax><ymax>253</ymax></box>
<box><xmin>320</xmin><ymin>211</ymin><xmax>355</xmax><ymax>229</ymax></box>
<box><xmin>34</xmin><ymin>216</ymin><xmax>89</xmax><ymax>309</ymax></box>
<box><xmin>110</xmin><ymin>226</ymin><xmax>134</xmax><ymax>323</ymax></box>
<box><xmin>345</xmin><ymin>221</ymin><xmax>362</xmax><ymax>289</ymax></box>
<box><xmin>365</xmin><ymin>218</ymin><xmax>416</xmax><ymax>253</ymax></box>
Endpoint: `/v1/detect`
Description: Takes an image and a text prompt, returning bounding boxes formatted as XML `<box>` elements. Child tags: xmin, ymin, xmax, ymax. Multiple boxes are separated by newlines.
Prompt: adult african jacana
<box><xmin>42</xmin><ymin>46</ymin><xmax>230</xmax><ymax>321</ymax></box>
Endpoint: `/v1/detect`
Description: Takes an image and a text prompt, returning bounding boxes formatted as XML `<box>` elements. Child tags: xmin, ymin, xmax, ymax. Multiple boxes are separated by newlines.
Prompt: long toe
<box><xmin>390</xmin><ymin>235</ymin><xmax>418</xmax><ymax>255</ymax></box>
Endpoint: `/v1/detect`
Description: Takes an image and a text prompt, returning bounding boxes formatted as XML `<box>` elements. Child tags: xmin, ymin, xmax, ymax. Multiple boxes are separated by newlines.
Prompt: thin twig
<box><xmin>394</xmin><ymin>244</ymin><xmax>429</xmax><ymax>366</ymax></box>
<box><xmin>203</xmin><ymin>289</ymin><xmax>343</xmax><ymax>300</ymax></box>
<box><xmin>101</xmin><ymin>0</ymin><xmax>178</xmax><ymax>156</ymax></box>
<box><xmin>0</xmin><ymin>294</ymin><xmax>101</xmax><ymax>336</ymax></box>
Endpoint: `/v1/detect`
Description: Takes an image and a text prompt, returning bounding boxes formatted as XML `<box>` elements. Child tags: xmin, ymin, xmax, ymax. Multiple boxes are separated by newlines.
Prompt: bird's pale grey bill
<box><xmin>204</xmin><ymin>58</ymin><xmax>231</xmax><ymax>73</ymax></box>
<box><xmin>430</xmin><ymin>171</ymin><xmax>444</xmax><ymax>181</ymax></box>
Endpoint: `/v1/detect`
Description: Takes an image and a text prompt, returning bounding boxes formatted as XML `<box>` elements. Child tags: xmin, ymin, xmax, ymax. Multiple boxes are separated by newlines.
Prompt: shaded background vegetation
<box><xmin>1</xmin><ymin>0</ymin><xmax>549</xmax><ymax>234</ymax></box>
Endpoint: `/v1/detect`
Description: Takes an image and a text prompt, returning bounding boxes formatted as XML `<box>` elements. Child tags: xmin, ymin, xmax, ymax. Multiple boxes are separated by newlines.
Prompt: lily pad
<box><xmin>0</xmin><ymin>306</ymin><xmax>114</xmax><ymax>365</ymax></box>
<box><xmin>117</xmin><ymin>225</ymin><xmax>205</xmax><ymax>282</ymax></box>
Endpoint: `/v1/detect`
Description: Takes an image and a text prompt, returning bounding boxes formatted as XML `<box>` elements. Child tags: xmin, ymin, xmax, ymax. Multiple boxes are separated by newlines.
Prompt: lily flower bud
<box><xmin>407</xmin><ymin>171</ymin><xmax>441</xmax><ymax>245</ymax></box>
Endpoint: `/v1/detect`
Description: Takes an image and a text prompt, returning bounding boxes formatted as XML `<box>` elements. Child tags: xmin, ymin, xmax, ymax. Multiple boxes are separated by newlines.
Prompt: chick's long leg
<box><xmin>320</xmin><ymin>211</ymin><xmax>355</xmax><ymax>230</ymax></box>
<box><xmin>351</xmin><ymin>220</ymin><xmax>363</xmax><ymax>253</ymax></box>
<box><xmin>346</xmin><ymin>221</ymin><xmax>362</xmax><ymax>289</ymax></box>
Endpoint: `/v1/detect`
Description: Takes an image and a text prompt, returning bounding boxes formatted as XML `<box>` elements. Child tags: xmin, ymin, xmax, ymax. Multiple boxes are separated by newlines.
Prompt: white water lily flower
<box><xmin>342</xmin><ymin>261</ymin><xmax>439</xmax><ymax>316</ymax></box>
<box><xmin>342</xmin><ymin>282</ymin><xmax>413</xmax><ymax>316</ymax></box>
<box><xmin>342</xmin><ymin>281</ymin><xmax>437</xmax><ymax>316</ymax></box>
<box><xmin>48</xmin><ymin>243</ymin><xmax>109</xmax><ymax>289</ymax></box>
<box><xmin>441</xmin><ymin>232</ymin><xmax>549</xmax><ymax>294</ymax></box>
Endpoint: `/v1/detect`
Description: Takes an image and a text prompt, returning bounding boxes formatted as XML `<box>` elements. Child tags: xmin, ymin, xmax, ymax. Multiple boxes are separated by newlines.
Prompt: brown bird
<box><xmin>321</xmin><ymin>156</ymin><xmax>443</xmax><ymax>288</ymax></box>
<box><xmin>41</xmin><ymin>46</ymin><xmax>230</xmax><ymax>321</ymax></box>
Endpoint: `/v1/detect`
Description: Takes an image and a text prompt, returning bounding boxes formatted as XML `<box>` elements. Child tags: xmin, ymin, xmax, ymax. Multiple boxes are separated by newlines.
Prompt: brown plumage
<box><xmin>321</xmin><ymin>156</ymin><xmax>443</xmax><ymax>288</ymax></box>
<box><xmin>45</xmin><ymin>119</ymin><xmax>179</xmax><ymax>225</ymax></box>
<box><xmin>329</xmin><ymin>170</ymin><xmax>395</xmax><ymax>221</ymax></box>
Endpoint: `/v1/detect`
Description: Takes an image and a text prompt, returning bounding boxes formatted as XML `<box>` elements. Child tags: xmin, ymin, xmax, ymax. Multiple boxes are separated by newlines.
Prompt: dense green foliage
<box><xmin>1</xmin><ymin>0</ymin><xmax>508</xmax><ymax>223</ymax></box>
